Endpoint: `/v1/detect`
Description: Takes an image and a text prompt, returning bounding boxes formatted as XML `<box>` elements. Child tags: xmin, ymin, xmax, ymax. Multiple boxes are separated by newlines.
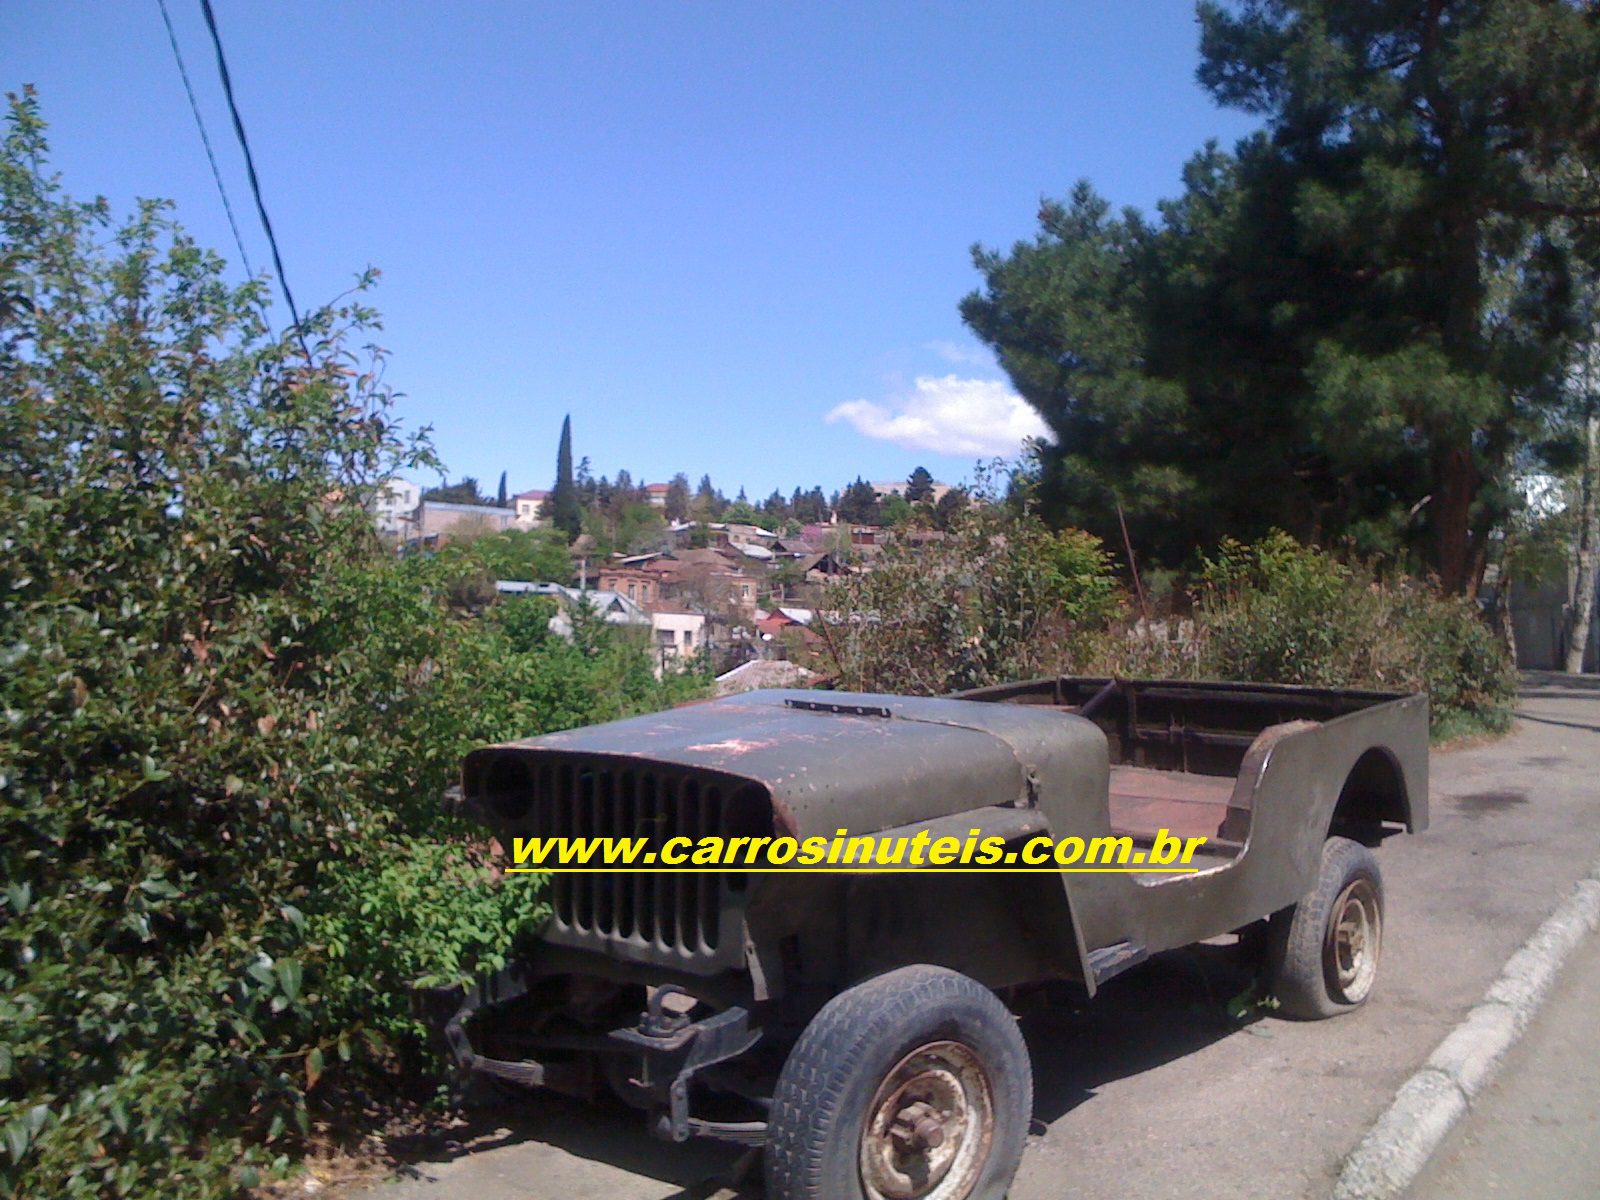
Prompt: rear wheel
<box><xmin>1267</xmin><ymin>835</ymin><xmax>1384</xmax><ymax>1019</ymax></box>
<box><xmin>765</xmin><ymin>965</ymin><xmax>1031</xmax><ymax>1200</ymax></box>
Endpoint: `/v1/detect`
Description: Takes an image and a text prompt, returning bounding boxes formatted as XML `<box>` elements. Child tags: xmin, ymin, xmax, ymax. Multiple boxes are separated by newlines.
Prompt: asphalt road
<box><xmin>356</xmin><ymin>672</ymin><xmax>1600</xmax><ymax>1200</ymax></box>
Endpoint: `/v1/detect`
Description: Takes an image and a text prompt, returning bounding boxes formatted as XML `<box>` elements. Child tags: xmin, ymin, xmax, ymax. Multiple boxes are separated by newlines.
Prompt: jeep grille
<box><xmin>472</xmin><ymin>753</ymin><xmax>768</xmax><ymax>973</ymax></box>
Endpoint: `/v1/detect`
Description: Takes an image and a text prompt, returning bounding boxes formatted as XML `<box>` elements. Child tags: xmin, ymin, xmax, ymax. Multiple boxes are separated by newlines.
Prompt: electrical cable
<box><xmin>155</xmin><ymin>0</ymin><xmax>272</xmax><ymax>336</ymax></box>
<box><xmin>156</xmin><ymin>0</ymin><xmax>259</xmax><ymax>286</ymax></box>
<box><xmin>196</xmin><ymin>0</ymin><xmax>312</xmax><ymax>360</ymax></box>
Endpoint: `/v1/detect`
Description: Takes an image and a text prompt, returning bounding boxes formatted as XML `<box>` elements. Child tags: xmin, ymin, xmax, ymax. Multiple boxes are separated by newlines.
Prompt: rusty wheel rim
<box><xmin>858</xmin><ymin>1040</ymin><xmax>994</xmax><ymax>1200</ymax></box>
<box><xmin>1327</xmin><ymin>877</ymin><xmax>1381</xmax><ymax>1003</ymax></box>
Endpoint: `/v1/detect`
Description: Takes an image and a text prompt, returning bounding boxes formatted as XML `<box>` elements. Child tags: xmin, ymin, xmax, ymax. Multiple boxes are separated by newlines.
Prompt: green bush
<box><xmin>1387</xmin><ymin>585</ymin><xmax>1519</xmax><ymax>737</ymax></box>
<box><xmin>1087</xmin><ymin>532</ymin><xmax>1517</xmax><ymax>735</ymax></box>
<box><xmin>818</xmin><ymin>501</ymin><xmax>1121</xmax><ymax>694</ymax></box>
<box><xmin>818</xmin><ymin>498</ymin><xmax>1514</xmax><ymax>735</ymax></box>
<box><xmin>308</xmin><ymin>839</ymin><xmax>547</xmax><ymax>1050</ymax></box>
<box><xmin>1196</xmin><ymin>532</ymin><xmax>1388</xmax><ymax>688</ymax></box>
<box><xmin>0</xmin><ymin>91</ymin><xmax>706</xmax><ymax>1200</ymax></box>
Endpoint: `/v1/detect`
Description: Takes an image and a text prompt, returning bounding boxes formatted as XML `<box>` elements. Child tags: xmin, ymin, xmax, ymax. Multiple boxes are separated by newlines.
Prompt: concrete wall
<box><xmin>414</xmin><ymin>501</ymin><xmax>516</xmax><ymax>541</ymax></box>
<box><xmin>1509</xmin><ymin>572</ymin><xmax>1599</xmax><ymax>672</ymax></box>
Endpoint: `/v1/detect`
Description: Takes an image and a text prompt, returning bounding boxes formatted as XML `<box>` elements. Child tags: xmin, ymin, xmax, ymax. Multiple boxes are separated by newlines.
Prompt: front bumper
<box><xmin>429</xmin><ymin>960</ymin><xmax>768</xmax><ymax>1145</ymax></box>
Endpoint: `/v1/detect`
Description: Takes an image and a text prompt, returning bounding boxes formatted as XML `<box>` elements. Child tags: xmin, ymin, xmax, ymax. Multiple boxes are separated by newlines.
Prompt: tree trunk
<box><xmin>1566</xmin><ymin>407</ymin><xmax>1599</xmax><ymax>673</ymax></box>
<box><xmin>1433</xmin><ymin>441</ymin><xmax>1477</xmax><ymax>594</ymax></box>
<box><xmin>1503</xmin><ymin>577</ymin><xmax>1519</xmax><ymax>667</ymax></box>
<box><xmin>1432</xmin><ymin>206</ymin><xmax>1484</xmax><ymax>597</ymax></box>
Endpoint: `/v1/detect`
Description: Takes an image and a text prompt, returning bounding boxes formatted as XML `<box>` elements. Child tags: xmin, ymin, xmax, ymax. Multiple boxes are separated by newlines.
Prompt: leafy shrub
<box><xmin>1196</xmin><ymin>532</ymin><xmax>1385</xmax><ymax>687</ymax></box>
<box><xmin>818</xmin><ymin>502</ymin><xmax>1121</xmax><ymax>693</ymax></box>
<box><xmin>308</xmin><ymin>840</ymin><xmax>547</xmax><ymax>1050</ymax></box>
<box><xmin>1085</xmin><ymin>532</ymin><xmax>1517</xmax><ymax>734</ymax></box>
<box><xmin>1386</xmin><ymin>585</ymin><xmax>1518</xmax><ymax>736</ymax></box>
<box><xmin>816</xmin><ymin>491</ymin><xmax>1513</xmax><ymax>735</ymax></box>
<box><xmin>0</xmin><ymin>91</ymin><xmax>706</xmax><ymax>1200</ymax></box>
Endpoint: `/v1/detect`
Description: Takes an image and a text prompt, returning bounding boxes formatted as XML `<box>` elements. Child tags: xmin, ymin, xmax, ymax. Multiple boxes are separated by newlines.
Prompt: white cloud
<box><xmin>924</xmin><ymin>340</ymin><xmax>996</xmax><ymax>369</ymax></box>
<box><xmin>826</xmin><ymin>375</ymin><xmax>1050</xmax><ymax>458</ymax></box>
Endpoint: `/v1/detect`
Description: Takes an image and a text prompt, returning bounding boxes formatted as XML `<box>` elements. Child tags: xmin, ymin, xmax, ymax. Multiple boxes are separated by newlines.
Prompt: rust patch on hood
<box><xmin>684</xmin><ymin>738</ymin><xmax>779</xmax><ymax>756</ymax></box>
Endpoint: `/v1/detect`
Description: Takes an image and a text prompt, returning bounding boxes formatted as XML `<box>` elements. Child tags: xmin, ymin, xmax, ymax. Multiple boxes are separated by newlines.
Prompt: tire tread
<box><xmin>765</xmin><ymin>965</ymin><xmax>1030</xmax><ymax>1200</ymax></box>
<box><xmin>1269</xmin><ymin>835</ymin><xmax>1383</xmax><ymax>1020</ymax></box>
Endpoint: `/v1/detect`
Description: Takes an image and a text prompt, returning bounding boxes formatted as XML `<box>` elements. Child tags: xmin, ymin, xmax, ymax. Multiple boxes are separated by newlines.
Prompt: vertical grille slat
<box><xmin>617</xmin><ymin>771</ymin><xmax>635</xmax><ymax>939</ymax></box>
<box><xmin>700</xmin><ymin>787</ymin><xmax>720</xmax><ymax>952</ymax></box>
<box><xmin>572</xmin><ymin>768</ymin><xmax>590</xmax><ymax>932</ymax></box>
<box><xmin>675</xmin><ymin>781</ymin><xmax>697</xmax><ymax>953</ymax></box>
<box><xmin>594</xmin><ymin>771</ymin><xmax>613</xmax><ymax>933</ymax></box>
<box><xmin>553</xmin><ymin>764</ymin><xmax>573</xmax><ymax>928</ymax></box>
<box><xmin>534</xmin><ymin>758</ymin><xmax>746</xmax><ymax>962</ymax></box>
<box><xmin>655</xmin><ymin>775</ymin><xmax>675</xmax><ymax>950</ymax></box>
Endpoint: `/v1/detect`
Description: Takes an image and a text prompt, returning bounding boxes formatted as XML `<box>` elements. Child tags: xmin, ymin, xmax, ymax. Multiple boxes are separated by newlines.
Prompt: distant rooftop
<box><xmin>421</xmin><ymin>499</ymin><xmax>514</xmax><ymax>515</ymax></box>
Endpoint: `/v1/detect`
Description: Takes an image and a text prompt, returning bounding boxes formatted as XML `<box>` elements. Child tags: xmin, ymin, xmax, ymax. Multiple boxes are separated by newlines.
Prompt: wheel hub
<box><xmin>1327</xmin><ymin>877</ymin><xmax>1381</xmax><ymax>1002</ymax></box>
<box><xmin>860</xmin><ymin>1041</ymin><xmax>994</xmax><ymax>1200</ymax></box>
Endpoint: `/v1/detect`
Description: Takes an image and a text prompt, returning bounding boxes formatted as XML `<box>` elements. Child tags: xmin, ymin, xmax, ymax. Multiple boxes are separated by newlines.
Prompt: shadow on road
<box><xmin>378</xmin><ymin>1090</ymin><xmax>747</xmax><ymax>1197</ymax></box>
<box><xmin>1518</xmin><ymin>670</ymin><xmax>1600</xmax><ymax>701</ymax></box>
<box><xmin>384</xmin><ymin>943</ymin><xmax>1265</xmax><ymax>1199</ymax></box>
<box><xmin>1515</xmin><ymin>713</ymin><xmax>1600</xmax><ymax>734</ymax></box>
<box><xmin>1023</xmin><ymin>942</ymin><xmax>1262</xmax><ymax>1127</ymax></box>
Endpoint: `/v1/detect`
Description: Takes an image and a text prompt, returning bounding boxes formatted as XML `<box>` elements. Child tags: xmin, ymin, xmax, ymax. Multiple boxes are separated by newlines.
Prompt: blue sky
<box><xmin>5</xmin><ymin>2</ymin><xmax>1258</xmax><ymax>500</ymax></box>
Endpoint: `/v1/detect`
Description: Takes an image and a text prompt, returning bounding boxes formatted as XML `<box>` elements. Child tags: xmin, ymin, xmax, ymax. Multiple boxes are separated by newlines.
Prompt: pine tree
<box><xmin>836</xmin><ymin>477</ymin><xmax>882</xmax><ymax>525</ymax></box>
<box><xmin>1193</xmin><ymin>0</ymin><xmax>1600</xmax><ymax>592</ymax></box>
<box><xmin>906</xmin><ymin>466</ymin><xmax>935</xmax><ymax>503</ymax></box>
<box><xmin>966</xmin><ymin>2</ymin><xmax>1600</xmax><ymax>592</ymax></box>
<box><xmin>665</xmin><ymin>473</ymin><xmax>692</xmax><ymax>522</ymax></box>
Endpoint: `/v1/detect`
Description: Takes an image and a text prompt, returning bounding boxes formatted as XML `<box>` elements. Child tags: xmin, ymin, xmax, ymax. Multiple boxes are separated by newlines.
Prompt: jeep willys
<box><xmin>442</xmin><ymin>676</ymin><xmax>1428</xmax><ymax>1200</ymax></box>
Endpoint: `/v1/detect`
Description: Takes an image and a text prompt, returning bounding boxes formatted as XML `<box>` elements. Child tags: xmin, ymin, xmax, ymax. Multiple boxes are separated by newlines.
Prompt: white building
<box><xmin>371</xmin><ymin>478</ymin><xmax>421</xmax><ymax>536</ymax></box>
<box><xmin>649</xmin><ymin>607</ymin><xmax>707</xmax><ymax>666</ymax></box>
<box><xmin>513</xmin><ymin>489</ymin><xmax>550</xmax><ymax>528</ymax></box>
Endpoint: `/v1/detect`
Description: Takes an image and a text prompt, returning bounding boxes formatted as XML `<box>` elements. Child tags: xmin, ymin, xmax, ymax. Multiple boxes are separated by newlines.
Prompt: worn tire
<box><xmin>1267</xmin><ymin>835</ymin><xmax>1384</xmax><ymax>1020</ymax></box>
<box><xmin>765</xmin><ymin>965</ymin><xmax>1032</xmax><ymax>1200</ymax></box>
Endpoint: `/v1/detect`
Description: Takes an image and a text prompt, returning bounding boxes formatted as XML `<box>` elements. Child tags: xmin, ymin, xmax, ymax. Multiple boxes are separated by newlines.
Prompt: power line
<box><xmin>196</xmin><ymin>0</ymin><xmax>312</xmax><ymax>360</ymax></box>
<box><xmin>155</xmin><ymin>0</ymin><xmax>270</xmax><ymax>333</ymax></box>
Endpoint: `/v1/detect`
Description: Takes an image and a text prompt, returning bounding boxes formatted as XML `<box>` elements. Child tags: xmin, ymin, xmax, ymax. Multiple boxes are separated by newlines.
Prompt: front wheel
<box><xmin>765</xmin><ymin>965</ymin><xmax>1032</xmax><ymax>1200</ymax></box>
<box><xmin>1267</xmin><ymin>835</ymin><xmax>1384</xmax><ymax>1019</ymax></box>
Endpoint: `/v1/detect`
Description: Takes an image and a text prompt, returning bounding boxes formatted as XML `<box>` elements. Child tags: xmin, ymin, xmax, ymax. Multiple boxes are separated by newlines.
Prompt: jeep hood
<box><xmin>462</xmin><ymin>688</ymin><xmax>1106</xmax><ymax>839</ymax></box>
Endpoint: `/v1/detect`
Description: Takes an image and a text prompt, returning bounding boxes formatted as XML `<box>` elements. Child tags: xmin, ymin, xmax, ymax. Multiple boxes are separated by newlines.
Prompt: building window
<box><xmin>681</xmin><ymin>629</ymin><xmax>693</xmax><ymax>647</ymax></box>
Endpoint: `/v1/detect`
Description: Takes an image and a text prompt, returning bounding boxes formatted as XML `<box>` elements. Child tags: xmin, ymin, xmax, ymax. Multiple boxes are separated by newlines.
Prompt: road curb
<box><xmin>1332</xmin><ymin>857</ymin><xmax>1600</xmax><ymax>1200</ymax></box>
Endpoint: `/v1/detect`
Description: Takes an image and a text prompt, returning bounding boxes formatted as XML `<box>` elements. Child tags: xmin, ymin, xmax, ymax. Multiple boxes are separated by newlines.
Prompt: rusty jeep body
<box><xmin>443</xmin><ymin>677</ymin><xmax>1428</xmax><ymax>1200</ymax></box>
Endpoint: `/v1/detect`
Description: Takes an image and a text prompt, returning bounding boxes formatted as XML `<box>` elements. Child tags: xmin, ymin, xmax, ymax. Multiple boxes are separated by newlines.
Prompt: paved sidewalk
<box><xmin>1409</xmin><ymin>925</ymin><xmax>1600</xmax><ymax>1200</ymax></box>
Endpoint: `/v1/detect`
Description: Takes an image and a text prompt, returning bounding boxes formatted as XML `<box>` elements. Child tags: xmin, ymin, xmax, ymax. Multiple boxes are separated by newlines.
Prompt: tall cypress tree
<box><xmin>496</xmin><ymin>470</ymin><xmax>508</xmax><ymax>507</ymax></box>
<box><xmin>549</xmin><ymin>415</ymin><xmax>581</xmax><ymax>543</ymax></box>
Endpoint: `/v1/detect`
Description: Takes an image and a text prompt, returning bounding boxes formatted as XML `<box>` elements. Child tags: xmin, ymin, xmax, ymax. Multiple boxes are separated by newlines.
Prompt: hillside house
<box><xmin>649</xmin><ymin>606</ymin><xmax>707</xmax><ymax>665</ymax></box>
<box><xmin>871</xmin><ymin>478</ymin><xmax>956</xmax><ymax>505</ymax></box>
<box><xmin>513</xmin><ymin>489</ymin><xmax>550</xmax><ymax>528</ymax></box>
<box><xmin>597</xmin><ymin>566</ymin><xmax>661</xmax><ymax>608</ymax></box>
